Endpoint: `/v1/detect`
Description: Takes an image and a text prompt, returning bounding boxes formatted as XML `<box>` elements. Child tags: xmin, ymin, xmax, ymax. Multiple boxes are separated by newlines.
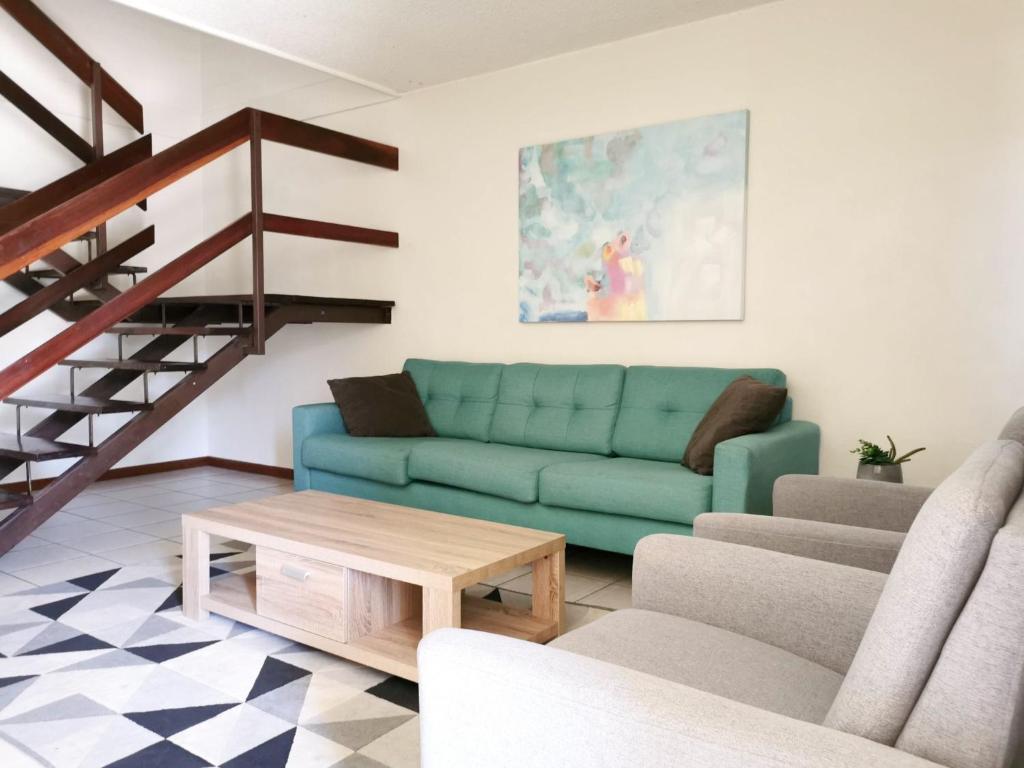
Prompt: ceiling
<box><xmin>111</xmin><ymin>0</ymin><xmax>777</xmax><ymax>95</ymax></box>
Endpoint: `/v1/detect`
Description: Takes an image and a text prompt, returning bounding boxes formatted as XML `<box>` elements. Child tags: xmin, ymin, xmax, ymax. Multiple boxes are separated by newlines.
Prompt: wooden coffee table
<box><xmin>181</xmin><ymin>490</ymin><xmax>565</xmax><ymax>681</ymax></box>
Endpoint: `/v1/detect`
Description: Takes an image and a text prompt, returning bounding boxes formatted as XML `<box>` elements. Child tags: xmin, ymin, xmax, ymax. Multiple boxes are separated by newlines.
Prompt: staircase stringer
<box><xmin>0</xmin><ymin>306</ymin><xmax>289</xmax><ymax>549</ymax></box>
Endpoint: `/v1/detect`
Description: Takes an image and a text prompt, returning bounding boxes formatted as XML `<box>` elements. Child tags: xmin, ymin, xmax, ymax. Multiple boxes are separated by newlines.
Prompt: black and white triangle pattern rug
<box><xmin>0</xmin><ymin>546</ymin><xmax>420</xmax><ymax>768</ymax></box>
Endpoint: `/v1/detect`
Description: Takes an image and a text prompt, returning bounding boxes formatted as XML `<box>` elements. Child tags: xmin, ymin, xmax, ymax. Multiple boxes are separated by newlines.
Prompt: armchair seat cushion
<box><xmin>551</xmin><ymin>608</ymin><xmax>843</xmax><ymax>723</ymax></box>
<box><xmin>408</xmin><ymin>439</ymin><xmax>604</xmax><ymax>503</ymax></box>
<box><xmin>301</xmin><ymin>434</ymin><xmax>434</xmax><ymax>486</ymax></box>
<box><xmin>540</xmin><ymin>458</ymin><xmax>712</xmax><ymax>524</ymax></box>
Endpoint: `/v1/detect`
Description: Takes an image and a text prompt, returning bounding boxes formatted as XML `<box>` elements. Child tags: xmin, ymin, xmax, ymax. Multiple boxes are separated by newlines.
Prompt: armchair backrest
<box><xmin>824</xmin><ymin>440</ymin><xmax>1024</xmax><ymax>766</ymax></box>
<box><xmin>999</xmin><ymin>406</ymin><xmax>1024</xmax><ymax>445</ymax></box>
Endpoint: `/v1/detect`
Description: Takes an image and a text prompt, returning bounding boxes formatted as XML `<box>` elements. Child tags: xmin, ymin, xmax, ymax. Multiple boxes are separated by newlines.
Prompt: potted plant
<box><xmin>851</xmin><ymin>436</ymin><xmax>926</xmax><ymax>483</ymax></box>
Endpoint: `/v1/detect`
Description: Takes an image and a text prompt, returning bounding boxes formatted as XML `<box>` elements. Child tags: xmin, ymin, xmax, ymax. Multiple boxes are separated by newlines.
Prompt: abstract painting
<box><xmin>518</xmin><ymin>110</ymin><xmax>749</xmax><ymax>322</ymax></box>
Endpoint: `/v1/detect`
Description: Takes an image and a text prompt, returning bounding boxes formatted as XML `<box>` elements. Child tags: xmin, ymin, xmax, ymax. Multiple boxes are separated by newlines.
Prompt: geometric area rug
<box><xmin>0</xmin><ymin>546</ymin><xmax>419</xmax><ymax>767</ymax></box>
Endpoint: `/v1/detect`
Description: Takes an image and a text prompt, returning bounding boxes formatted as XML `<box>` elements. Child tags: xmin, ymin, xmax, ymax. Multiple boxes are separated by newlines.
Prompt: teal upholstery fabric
<box><xmin>293</xmin><ymin>403</ymin><xmax>346</xmax><ymax>490</ymax></box>
<box><xmin>307</xmin><ymin>470</ymin><xmax>693</xmax><ymax>554</ymax></box>
<box><xmin>540</xmin><ymin>458</ymin><xmax>713</xmax><ymax>525</ymax></box>
<box><xmin>408</xmin><ymin>439</ymin><xmax>604</xmax><ymax>503</ymax></box>
<box><xmin>293</xmin><ymin>361</ymin><xmax>820</xmax><ymax>554</ymax></box>
<box><xmin>612</xmin><ymin>366</ymin><xmax>789</xmax><ymax>462</ymax></box>
<box><xmin>712</xmin><ymin>421</ymin><xmax>821</xmax><ymax>515</ymax></box>
<box><xmin>489</xmin><ymin>363</ymin><xmax>625</xmax><ymax>454</ymax></box>
<box><xmin>301</xmin><ymin>433</ymin><xmax>433</xmax><ymax>487</ymax></box>
<box><xmin>403</xmin><ymin>359</ymin><xmax>502</xmax><ymax>442</ymax></box>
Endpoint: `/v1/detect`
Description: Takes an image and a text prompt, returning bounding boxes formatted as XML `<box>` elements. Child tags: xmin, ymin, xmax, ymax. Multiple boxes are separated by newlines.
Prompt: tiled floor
<box><xmin>0</xmin><ymin>467</ymin><xmax>635</xmax><ymax>610</ymax></box>
<box><xmin>0</xmin><ymin>466</ymin><xmax>634</xmax><ymax>767</ymax></box>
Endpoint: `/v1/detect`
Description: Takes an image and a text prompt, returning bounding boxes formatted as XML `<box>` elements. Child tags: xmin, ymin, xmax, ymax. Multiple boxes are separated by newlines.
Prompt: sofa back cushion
<box><xmin>825</xmin><ymin>440</ymin><xmax>1024</xmax><ymax>746</ymax></box>
<box><xmin>403</xmin><ymin>359</ymin><xmax>503</xmax><ymax>442</ymax></box>
<box><xmin>490</xmin><ymin>364</ymin><xmax>625</xmax><ymax>454</ymax></box>
<box><xmin>612</xmin><ymin>366</ymin><xmax>789</xmax><ymax>462</ymax></box>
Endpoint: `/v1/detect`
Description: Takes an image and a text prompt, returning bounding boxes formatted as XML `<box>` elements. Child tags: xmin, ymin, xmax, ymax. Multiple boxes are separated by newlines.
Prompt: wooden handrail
<box><xmin>0</xmin><ymin>109</ymin><xmax>399</xmax><ymax>281</ymax></box>
<box><xmin>263</xmin><ymin>213</ymin><xmax>399</xmax><ymax>248</ymax></box>
<box><xmin>0</xmin><ymin>69</ymin><xmax>94</xmax><ymax>163</ymax></box>
<box><xmin>0</xmin><ymin>135</ymin><xmax>151</xmax><ymax>235</ymax></box>
<box><xmin>0</xmin><ymin>225</ymin><xmax>154</xmax><ymax>338</ymax></box>
<box><xmin>0</xmin><ymin>215</ymin><xmax>251</xmax><ymax>400</ymax></box>
<box><xmin>0</xmin><ymin>0</ymin><xmax>143</xmax><ymax>132</ymax></box>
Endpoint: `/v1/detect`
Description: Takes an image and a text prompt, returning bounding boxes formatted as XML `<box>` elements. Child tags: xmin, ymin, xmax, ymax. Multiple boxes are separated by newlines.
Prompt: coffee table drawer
<box><xmin>256</xmin><ymin>547</ymin><xmax>348</xmax><ymax>641</ymax></box>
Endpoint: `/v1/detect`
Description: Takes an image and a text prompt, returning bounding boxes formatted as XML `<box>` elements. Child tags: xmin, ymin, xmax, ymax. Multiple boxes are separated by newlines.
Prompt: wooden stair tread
<box><xmin>27</xmin><ymin>265</ymin><xmax>147</xmax><ymax>279</ymax></box>
<box><xmin>0</xmin><ymin>490</ymin><xmax>29</xmax><ymax>511</ymax></box>
<box><xmin>107</xmin><ymin>325</ymin><xmax>249</xmax><ymax>336</ymax></box>
<box><xmin>0</xmin><ymin>433</ymin><xmax>95</xmax><ymax>461</ymax></box>
<box><xmin>150</xmin><ymin>294</ymin><xmax>396</xmax><ymax>308</ymax></box>
<box><xmin>59</xmin><ymin>358</ymin><xmax>206</xmax><ymax>372</ymax></box>
<box><xmin>4</xmin><ymin>394</ymin><xmax>154</xmax><ymax>414</ymax></box>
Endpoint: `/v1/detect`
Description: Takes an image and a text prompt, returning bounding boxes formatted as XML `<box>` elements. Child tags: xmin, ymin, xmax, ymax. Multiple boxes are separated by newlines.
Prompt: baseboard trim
<box><xmin>0</xmin><ymin>456</ymin><xmax>293</xmax><ymax>493</ymax></box>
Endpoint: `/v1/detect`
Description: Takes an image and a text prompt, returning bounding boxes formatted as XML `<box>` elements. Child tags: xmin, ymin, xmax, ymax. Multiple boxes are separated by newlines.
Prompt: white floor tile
<box><xmin>8</xmin><ymin>536</ymin><xmax>48</xmax><ymax>552</ymax></box>
<box><xmin>150</xmin><ymin>479</ymin><xmax>251</xmax><ymax>496</ymax></box>
<box><xmin>132</xmin><ymin>519</ymin><xmax>187</xmax><ymax>539</ymax></box>
<box><xmin>101</xmin><ymin>508</ymin><xmax>181</xmax><ymax>529</ymax></box>
<box><xmin>34</xmin><ymin>511</ymin><xmax>88</xmax><ymax>530</ymax></box>
<box><xmin>158</xmin><ymin>498</ymin><xmax>221</xmax><ymax>515</ymax></box>
<box><xmin>500</xmin><ymin>570</ymin><xmax>616</xmax><ymax>602</ymax></box>
<box><xmin>577</xmin><ymin>581</ymin><xmax>632</xmax><ymax>610</ymax></box>
<box><xmin>0</xmin><ymin>571</ymin><xmax>33</xmax><ymax>595</ymax></box>
<box><xmin>60</xmin><ymin>493</ymin><xmax>115</xmax><ymax>511</ymax></box>
<box><xmin>33</xmin><ymin>519</ymin><xmax>120</xmax><ymax>545</ymax></box>
<box><xmin>70</xmin><ymin>529</ymin><xmax>161</xmax><ymax>554</ymax></box>
<box><xmin>214</xmin><ymin>488</ymin><xmax>292</xmax><ymax>504</ymax></box>
<box><xmin>11</xmin><ymin>555</ymin><xmax>120</xmax><ymax>586</ymax></box>
<box><xmin>66</xmin><ymin>500</ymin><xmax>155</xmax><ymax>520</ymax></box>
<box><xmin>103</xmin><ymin>540</ymin><xmax>182</xmax><ymax>565</ymax></box>
<box><xmin>0</xmin><ymin>542</ymin><xmax>85</xmax><ymax>573</ymax></box>
<box><xmin>138</xmin><ymin>491</ymin><xmax>210</xmax><ymax>509</ymax></box>
<box><xmin>101</xmin><ymin>484</ymin><xmax>189</xmax><ymax>501</ymax></box>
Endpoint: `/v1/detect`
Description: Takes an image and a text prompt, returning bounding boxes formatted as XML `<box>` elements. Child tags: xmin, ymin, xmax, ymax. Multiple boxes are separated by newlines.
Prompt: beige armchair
<box><xmin>419</xmin><ymin>439</ymin><xmax>1024</xmax><ymax>768</ymax></box>
<box><xmin>696</xmin><ymin>407</ymin><xmax>1024</xmax><ymax>573</ymax></box>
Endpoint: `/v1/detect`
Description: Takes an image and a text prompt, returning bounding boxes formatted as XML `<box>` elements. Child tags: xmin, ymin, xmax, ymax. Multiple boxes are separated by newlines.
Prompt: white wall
<box><xmin>0</xmin><ymin>0</ymin><xmax>209</xmax><ymax>478</ymax></box>
<box><xmin>203</xmin><ymin>0</ymin><xmax>1024</xmax><ymax>486</ymax></box>
<box><xmin>5</xmin><ymin>0</ymin><xmax>1021</xmax><ymax>487</ymax></box>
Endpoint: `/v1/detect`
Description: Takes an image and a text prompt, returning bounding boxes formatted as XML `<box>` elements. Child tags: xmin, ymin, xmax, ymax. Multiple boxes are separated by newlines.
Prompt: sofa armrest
<box><xmin>774</xmin><ymin>474</ymin><xmax>932</xmax><ymax>532</ymax></box>
<box><xmin>292</xmin><ymin>403</ymin><xmax>345</xmax><ymax>490</ymax></box>
<box><xmin>694</xmin><ymin>512</ymin><xmax>905</xmax><ymax>573</ymax></box>
<box><xmin>633</xmin><ymin>534</ymin><xmax>885</xmax><ymax>673</ymax></box>
<box><xmin>418</xmin><ymin>629</ymin><xmax>943</xmax><ymax>768</ymax></box>
<box><xmin>712</xmin><ymin>420</ymin><xmax>820</xmax><ymax>515</ymax></box>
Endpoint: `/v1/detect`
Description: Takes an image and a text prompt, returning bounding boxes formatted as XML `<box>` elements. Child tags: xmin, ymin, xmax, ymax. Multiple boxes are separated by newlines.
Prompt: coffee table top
<box><xmin>183</xmin><ymin>490</ymin><xmax>564</xmax><ymax>590</ymax></box>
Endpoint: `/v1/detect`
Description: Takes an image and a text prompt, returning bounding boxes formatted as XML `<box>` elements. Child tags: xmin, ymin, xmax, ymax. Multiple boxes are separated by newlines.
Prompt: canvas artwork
<box><xmin>518</xmin><ymin>110</ymin><xmax>749</xmax><ymax>322</ymax></box>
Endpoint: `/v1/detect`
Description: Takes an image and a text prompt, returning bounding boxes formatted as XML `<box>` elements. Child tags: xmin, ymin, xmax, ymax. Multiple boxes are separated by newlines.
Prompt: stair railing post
<box><xmin>248</xmin><ymin>110</ymin><xmax>265</xmax><ymax>354</ymax></box>
<box><xmin>90</xmin><ymin>61</ymin><xmax>108</xmax><ymax>258</ymax></box>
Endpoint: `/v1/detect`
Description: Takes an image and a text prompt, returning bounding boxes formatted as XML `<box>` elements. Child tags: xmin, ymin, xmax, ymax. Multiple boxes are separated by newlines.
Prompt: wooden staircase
<box><xmin>0</xmin><ymin>0</ymin><xmax>399</xmax><ymax>554</ymax></box>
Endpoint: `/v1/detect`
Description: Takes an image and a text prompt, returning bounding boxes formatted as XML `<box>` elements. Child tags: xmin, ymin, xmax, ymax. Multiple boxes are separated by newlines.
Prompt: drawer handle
<box><xmin>281</xmin><ymin>564</ymin><xmax>310</xmax><ymax>582</ymax></box>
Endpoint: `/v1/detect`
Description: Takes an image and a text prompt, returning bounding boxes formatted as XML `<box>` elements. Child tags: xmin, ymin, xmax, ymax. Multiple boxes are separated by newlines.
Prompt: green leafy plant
<box><xmin>851</xmin><ymin>436</ymin><xmax>926</xmax><ymax>465</ymax></box>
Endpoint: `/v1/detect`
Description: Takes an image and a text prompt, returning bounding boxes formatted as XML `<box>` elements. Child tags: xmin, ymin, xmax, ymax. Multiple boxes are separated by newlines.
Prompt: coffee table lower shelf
<box><xmin>203</xmin><ymin>572</ymin><xmax>558</xmax><ymax>681</ymax></box>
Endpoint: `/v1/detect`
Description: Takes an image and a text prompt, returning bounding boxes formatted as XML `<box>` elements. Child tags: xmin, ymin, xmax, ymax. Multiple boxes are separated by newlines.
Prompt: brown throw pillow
<box><xmin>682</xmin><ymin>376</ymin><xmax>787</xmax><ymax>475</ymax></box>
<box><xmin>328</xmin><ymin>372</ymin><xmax>436</xmax><ymax>437</ymax></box>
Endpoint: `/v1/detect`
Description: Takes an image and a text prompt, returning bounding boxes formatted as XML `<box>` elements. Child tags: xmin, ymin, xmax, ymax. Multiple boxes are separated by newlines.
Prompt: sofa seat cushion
<box><xmin>301</xmin><ymin>434</ymin><xmax>435</xmax><ymax>486</ymax></box>
<box><xmin>408</xmin><ymin>439</ymin><xmax>604</xmax><ymax>503</ymax></box>
<box><xmin>540</xmin><ymin>458</ymin><xmax>712</xmax><ymax>525</ymax></box>
<box><xmin>551</xmin><ymin>608</ymin><xmax>843</xmax><ymax>723</ymax></box>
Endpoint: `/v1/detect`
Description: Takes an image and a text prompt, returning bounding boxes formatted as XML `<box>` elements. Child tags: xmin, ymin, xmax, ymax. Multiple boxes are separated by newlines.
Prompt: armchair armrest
<box><xmin>418</xmin><ymin>629</ymin><xmax>944</xmax><ymax>768</ymax></box>
<box><xmin>712</xmin><ymin>420</ymin><xmax>820</xmax><ymax>515</ymax></box>
<box><xmin>774</xmin><ymin>474</ymin><xmax>932</xmax><ymax>532</ymax></box>
<box><xmin>694</xmin><ymin>512</ymin><xmax>905</xmax><ymax>573</ymax></box>
<box><xmin>292</xmin><ymin>403</ymin><xmax>345</xmax><ymax>490</ymax></box>
<box><xmin>633</xmin><ymin>534</ymin><xmax>885</xmax><ymax>673</ymax></box>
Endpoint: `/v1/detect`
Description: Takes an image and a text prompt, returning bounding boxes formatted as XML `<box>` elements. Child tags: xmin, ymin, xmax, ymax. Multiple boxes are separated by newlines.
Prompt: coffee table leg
<box><xmin>182</xmin><ymin>522</ymin><xmax>210</xmax><ymax>621</ymax></box>
<box><xmin>532</xmin><ymin>550</ymin><xmax>566</xmax><ymax>635</ymax></box>
<box><xmin>422</xmin><ymin>587</ymin><xmax>461</xmax><ymax>636</ymax></box>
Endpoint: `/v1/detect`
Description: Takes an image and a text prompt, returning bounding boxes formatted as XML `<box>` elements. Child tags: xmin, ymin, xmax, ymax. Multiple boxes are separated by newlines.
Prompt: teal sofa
<box><xmin>293</xmin><ymin>359</ymin><xmax>820</xmax><ymax>554</ymax></box>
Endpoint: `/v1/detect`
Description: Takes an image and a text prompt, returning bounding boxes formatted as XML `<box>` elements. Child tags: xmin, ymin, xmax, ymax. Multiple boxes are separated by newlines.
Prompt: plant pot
<box><xmin>857</xmin><ymin>463</ymin><xmax>903</xmax><ymax>483</ymax></box>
